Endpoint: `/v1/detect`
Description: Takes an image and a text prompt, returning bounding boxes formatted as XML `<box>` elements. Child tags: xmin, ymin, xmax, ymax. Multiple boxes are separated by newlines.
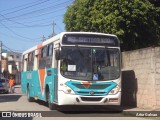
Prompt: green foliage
<box><xmin>64</xmin><ymin>0</ymin><xmax>160</xmax><ymax>51</ymax></box>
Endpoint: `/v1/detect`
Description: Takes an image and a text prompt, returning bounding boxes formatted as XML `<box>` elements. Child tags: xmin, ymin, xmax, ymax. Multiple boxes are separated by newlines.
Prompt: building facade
<box><xmin>2</xmin><ymin>49</ymin><xmax>22</xmax><ymax>84</ymax></box>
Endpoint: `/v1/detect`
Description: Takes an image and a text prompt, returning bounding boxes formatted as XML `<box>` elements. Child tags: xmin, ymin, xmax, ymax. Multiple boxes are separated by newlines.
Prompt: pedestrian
<box><xmin>9</xmin><ymin>76</ymin><xmax>15</xmax><ymax>93</ymax></box>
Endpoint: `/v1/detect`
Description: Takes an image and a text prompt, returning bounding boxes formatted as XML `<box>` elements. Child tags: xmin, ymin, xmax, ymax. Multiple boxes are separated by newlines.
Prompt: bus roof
<box><xmin>61</xmin><ymin>32</ymin><xmax>117</xmax><ymax>37</ymax></box>
<box><xmin>22</xmin><ymin>32</ymin><xmax>118</xmax><ymax>55</ymax></box>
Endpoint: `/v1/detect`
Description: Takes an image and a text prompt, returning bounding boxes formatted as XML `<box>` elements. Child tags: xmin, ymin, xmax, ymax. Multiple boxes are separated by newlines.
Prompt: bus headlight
<box><xmin>108</xmin><ymin>85</ymin><xmax>120</xmax><ymax>95</ymax></box>
<box><xmin>62</xmin><ymin>85</ymin><xmax>75</xmax><ymax>94</ymax></box>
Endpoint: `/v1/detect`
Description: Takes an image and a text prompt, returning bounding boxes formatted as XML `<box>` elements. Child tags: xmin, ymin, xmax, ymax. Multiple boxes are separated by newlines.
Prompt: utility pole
<box><xmin>52</xmin><ymin>20</ymin><xmax>56</xmax><ymax>37</ymax></box>
<box><xmin>52</xmin><ymin>20</ymin><xmax>55</xmax><ymax>37</ymax></box>
<box><xmin>0</xmin><ymin>41</ymin><xmax>2</xmax><ymax>78</ymax></box>
<box><xmin>41</xmin><ymin>35</ymin><xmax>46</xmax><ymax>42</ymax></box>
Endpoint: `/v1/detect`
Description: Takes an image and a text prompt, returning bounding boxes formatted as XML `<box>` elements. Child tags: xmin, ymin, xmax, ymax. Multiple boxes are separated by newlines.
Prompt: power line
<box><xmin>3</xmin><ymin>44</ymin><xmax>24</xmax><ymax>53</ymax></box>
<box><xmin>0</xmin><ymin>0</ymin><xmax>45</xmax><ymax>13</ymax></box>
<box><xmin>0</xmin><ymin>14</ymin><xmax>30</xmax><ymax>27</ymax></box>
<box><xmin>0</xmin><ymin>0</ymin><xmax>71</xmax><ymax>52</ymax></box>
<box><xmin>55</xmin><ymin>23</ymin><xmax>64</xmax><ymax>32</ymax></box>
<box><xmin>19</xmin><ymin>14</ymin><xmax>64</xmax><ymax>24</ymax></box>
<box><xmin>0</xmin><ymin>32</ymin><xmax>41</xmax><ymax>42</ymax></box>
<box><xmin>0</xmin><ymin>23</ymin><xmax>52</xmax><ymax>28</ymax></box>
<box><xmin>1</xmin><ymin>0</ymin><xmax>72</xmax><ymax>21</ymax></box>
<box><xmin>0</xmin><ymin>14</ymin><xmax>64</xmax><ymax>28</ymax></box>
<box><xmin>0</xmin><ymin>13</ymin><xmax>63</xmax><ymax>28</ymax></box>
<box><xmin>2</xmin><ymin>0</ymin><xmax>51</xmax><ymax>15</ymax></box>
<box><xmin>0</xmin><ymin>22</ymin><xmax>40</xmax><ymax>41</ymax></box>
<box><xmin>10</xmin><ymin>7</ymin><xmax>67</xmax><ymax>21</ymax></box>
<box><xmin>0</xmin><ymin>14</ymin><xmax>63</xmax><ymax>27</ymax></box>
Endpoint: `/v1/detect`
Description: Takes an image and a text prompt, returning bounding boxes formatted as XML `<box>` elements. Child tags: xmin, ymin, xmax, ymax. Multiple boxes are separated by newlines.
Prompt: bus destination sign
<box><xmin>62</xmin><ymin>34</ymin><xmax>119</xmax><ymax>46</ymax></box>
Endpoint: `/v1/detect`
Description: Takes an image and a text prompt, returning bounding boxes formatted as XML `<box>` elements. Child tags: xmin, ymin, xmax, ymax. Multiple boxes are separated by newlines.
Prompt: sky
<box><xmin>0</xmin><ymin>0</ymin><xmax>73</xmax><ymax>53</ymax></box>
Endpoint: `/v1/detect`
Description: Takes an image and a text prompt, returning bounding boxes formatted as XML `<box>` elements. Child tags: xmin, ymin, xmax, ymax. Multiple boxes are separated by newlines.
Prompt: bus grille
<box><xmin>77</xmin><ymin>91</ymin><xmax>105</xmax><ymax>95</ymax></box>
<box><xmin>73</xmin><ymin>84</ymin><xmax>110</xmax><ymax>89</ymax></box>
<box><xmin>80</xmin><ymin>97</ymin><xmax>102</xmax><ymax>101</ymax></box>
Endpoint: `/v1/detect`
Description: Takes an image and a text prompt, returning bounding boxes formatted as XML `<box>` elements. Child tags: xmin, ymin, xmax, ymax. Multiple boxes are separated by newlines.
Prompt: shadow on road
<box><xmin>57</xmin><ymin>105</ymin><xmax>123</xmax><ymax>116</ymax></box>
<box><xmin>35</xmin><ymin>99</ymin><xmax>125</xmax><ymax>113</ymax></box>
<box><xmin>33</xmin><ymin>100</ymin><xmax>125</xmax><ymax>116</ymax></box>
<box><xmin>0</xmin><ymin>94</ymin><xmax>22</xmax><ymax>103</ymax></box>
<box><xmin>0</xmin><ymin>84</ymin><xmax>22</xmax><ymax>103</ymax></box>
<box><xmin>34</xmin><ymin>99</ymin><xmax>123</xmax><ymax>111</ymax></box>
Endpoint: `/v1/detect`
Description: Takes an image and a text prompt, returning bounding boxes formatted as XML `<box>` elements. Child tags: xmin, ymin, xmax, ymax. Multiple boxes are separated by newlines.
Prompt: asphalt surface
<box><xmin>0</xmin><ymin>85</ymin><xmax>158</xmax><ymax>120</ymax></box>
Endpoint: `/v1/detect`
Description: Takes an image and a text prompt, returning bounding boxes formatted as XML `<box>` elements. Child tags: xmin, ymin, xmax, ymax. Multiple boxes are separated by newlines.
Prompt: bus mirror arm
<box><xmin>55</xmin><ymin>49</ymin><xmax>61</xmax><ymax>60</ymax></box>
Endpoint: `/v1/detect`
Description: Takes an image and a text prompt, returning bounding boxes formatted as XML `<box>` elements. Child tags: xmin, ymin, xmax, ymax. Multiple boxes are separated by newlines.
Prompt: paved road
<box><xmin>0</xmin><ymin>85</ymin><xmax>151</xmax><ymax>120</ymax></box>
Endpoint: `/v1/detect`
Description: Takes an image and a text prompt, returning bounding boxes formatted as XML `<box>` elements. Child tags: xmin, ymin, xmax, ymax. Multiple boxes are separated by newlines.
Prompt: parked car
<box><xmin>0</xmin><ymin>77</ymin><xmax>9</xmax><ymax>93</ymax></box>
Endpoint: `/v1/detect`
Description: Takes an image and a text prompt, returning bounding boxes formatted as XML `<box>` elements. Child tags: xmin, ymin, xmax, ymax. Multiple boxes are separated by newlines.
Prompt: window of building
<box><xmin>16</xmin><ymin>55</ymin><xmax>19</xmax><ymax>59</ymax></box>
<box><xmin>10</xmin><ymin>55</ymin><xmax>14</xmax><ymax>59</ymax></box>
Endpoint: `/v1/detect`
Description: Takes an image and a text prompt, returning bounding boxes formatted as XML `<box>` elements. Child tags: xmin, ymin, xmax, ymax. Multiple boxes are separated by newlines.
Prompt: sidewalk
<box><xmin>122</xmin><ymin>107</ymin><xmax>160</xmax><ymax>117</ymax></box>
<box><xmin>122</xmin><ymin>105</ymin><xmax>160</xmax><ymax>111</ymax></box>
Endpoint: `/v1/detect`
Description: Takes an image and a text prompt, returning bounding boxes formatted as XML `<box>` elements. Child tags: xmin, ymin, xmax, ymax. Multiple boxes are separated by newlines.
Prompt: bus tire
<box><xmin>27</xmin><ymin>86</ymin><xmax>34</xmax><ymax>102</ymax></box>
<box><xmin>46</xmin><ymin>91</ymin><xmax>56</xmax><ymax>110</ymax></box>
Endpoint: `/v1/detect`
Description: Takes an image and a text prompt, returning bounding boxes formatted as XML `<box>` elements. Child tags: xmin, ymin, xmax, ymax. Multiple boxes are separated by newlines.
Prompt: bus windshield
<box><xmin>60</xmin><ymin>47</ymin><xmax>120</xmax><ymax>81</ymax></box>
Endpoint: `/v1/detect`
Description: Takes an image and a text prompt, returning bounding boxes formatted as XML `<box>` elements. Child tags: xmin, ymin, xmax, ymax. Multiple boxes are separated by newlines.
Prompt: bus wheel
<box><xmin>46</xmin><ymin>91</ymin><xmax>56</xmax><ymax>110</ymax></box>
<box><xmin>27</xmin><ymin>86</ymin><xmax>34</xmax><ymax>102</ymax></box>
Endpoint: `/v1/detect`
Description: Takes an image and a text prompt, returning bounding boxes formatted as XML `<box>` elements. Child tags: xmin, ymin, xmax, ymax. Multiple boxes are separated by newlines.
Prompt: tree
<box><xmin>149</xmin><ymin>0</ymin><xmax>160</xmax><ymax>7</ymax></box>
<box><xmin>64</xmin><ymin>0</ymin><xmax>160</xmax><ymax>51</ymax></box>
<box><xmin>149</xmin><ymin>0</ymin><xmax>160</xmax><ymax>26</ymax></box>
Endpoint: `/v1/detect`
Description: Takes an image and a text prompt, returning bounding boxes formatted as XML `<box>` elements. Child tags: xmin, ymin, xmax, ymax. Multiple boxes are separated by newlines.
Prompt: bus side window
<box><xmin>22</xmin><ymin>57</ymin><xmax>24</xmax><ymax>72</ymax></box>
<box><xmin>43</xmin><ymin>46</ymin><xmax>47</xmax><ymax>57</ymax></box>
<box><xmin>41</xmin><ymin>48</ymin><xmax>43</xmax><ymax>58</ymax></box>
<box><xmin>48</xmin><ymin>44</ymin><xmax>53</xmax><ymax>56</ymax></box>
<box><xmin>23</xmin><ymin>54</ymin><xmax>28</xmax><ymax>72</ymax></box>
<box><xmin>27</xmin><ymin>52</ymin><xmax>34</xmax><ymax>71</ymax></box>
<box><xmin>54</xmin><ymin>48</ymin><xmax>58</xmax><ymax>69</ymax></box>
<box><xmin>39</xmin><ymin>47</ymin><xmax>45</xmax><ymax>69</ymax></box>
<box><xmin>46</xmin><ymin>44</ymin><xmax>53</xmax><ymax>68</ymax></box>
<box><xmin>34</xmin><ymin>52</ymin><xmax>38</xmax><ymax>70</ymax></box>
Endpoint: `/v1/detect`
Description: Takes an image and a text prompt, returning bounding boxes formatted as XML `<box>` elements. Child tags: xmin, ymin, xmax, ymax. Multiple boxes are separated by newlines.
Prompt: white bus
<box><xmin>21</xmin><ymin>32</ymin><xmax>121</xmax><ymax>110</ymax></box>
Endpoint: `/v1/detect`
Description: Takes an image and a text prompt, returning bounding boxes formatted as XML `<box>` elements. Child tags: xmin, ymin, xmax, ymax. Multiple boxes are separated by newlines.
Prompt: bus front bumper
<box><xmin>57</xmin><ymin>91</ymin><xmax>121</xmax><ymax>106</ymax></box>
